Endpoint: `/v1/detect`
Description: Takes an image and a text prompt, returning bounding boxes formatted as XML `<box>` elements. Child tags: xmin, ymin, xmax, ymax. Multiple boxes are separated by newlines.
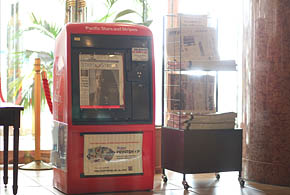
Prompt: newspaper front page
<box><xmin>79</xmin><ymin>54</ymin><xmax>124</xmax><ymax>108</ymax></box>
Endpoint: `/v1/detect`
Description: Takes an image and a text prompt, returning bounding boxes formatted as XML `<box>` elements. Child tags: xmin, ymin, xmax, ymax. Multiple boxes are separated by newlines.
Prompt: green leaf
<box><xmin>114</xmin><ymin>9</ymin><xmax>137</xmax><ymax>21</ymax></box>
<box><xmin>109</xmin><ymin>0</ymin><xmax>117</xmax><ymax>7</ymax></box>
<box><xmin>96</xmin><ymin>12</ymin><xmax>115</xmax><ymax>22</ymax></box>
<box><xmin>27</xmin><ymin>12</ymin><xmax>61</xmax><ymax>40</ymax></box>
<box><xmin>142</xmin><ymin>20</ymin><xmax>153</xmax><ymax>27</ymax></box>
<box><xmin>114</xmin><ymin>19</ymin><xmax>135</xmax><ymax>24</ymax></box>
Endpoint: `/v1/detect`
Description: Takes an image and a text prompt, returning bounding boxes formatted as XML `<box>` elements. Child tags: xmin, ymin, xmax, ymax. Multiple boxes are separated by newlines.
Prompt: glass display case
<box><xmin>161</xmin><ymin>14</ymin><xmax>244</xmax><ymax>189</ymax></box>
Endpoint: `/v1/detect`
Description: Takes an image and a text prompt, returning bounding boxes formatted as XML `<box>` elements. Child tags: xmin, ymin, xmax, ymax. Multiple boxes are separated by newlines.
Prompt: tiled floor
<box><xmin>1</xmin><ymin>169</ymin><xmax>290</xmax><ymax>195</ymax></box>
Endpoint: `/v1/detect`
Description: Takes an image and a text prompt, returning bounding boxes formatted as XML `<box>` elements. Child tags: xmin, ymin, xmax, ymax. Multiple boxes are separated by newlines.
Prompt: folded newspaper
<box><xmin>166</xmin><ymin>27</ymin><xmax>219</xmax><ymax>62</ymax></box>
<box><xmin>166</xmin><ymin>73</ymin><xmax>215</xmax><ymax>113</ymax></box>
<box><xmin>184</xmin><ymin>112</ymin><xmax>237</xmax><ymax>130</ymax></box>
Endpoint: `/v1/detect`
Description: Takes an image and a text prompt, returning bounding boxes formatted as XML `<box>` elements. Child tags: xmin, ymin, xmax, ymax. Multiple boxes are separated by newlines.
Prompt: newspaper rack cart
<box><xmin>161</xmin><ymin>14</ymin><xmax>244</xmax><ymax>189</ymax></box>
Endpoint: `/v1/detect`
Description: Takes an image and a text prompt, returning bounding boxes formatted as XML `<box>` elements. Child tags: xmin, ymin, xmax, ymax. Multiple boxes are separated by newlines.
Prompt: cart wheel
<box><xmin>162</xmin><ymin>175</ymin><xmax>168</xmax><ymax>183</ymax></box>
<box><xmin>215</xmin><ymin>173</ymin><xmax>220</xmax><ymax>180</ymax></box>
<box><xmin>238</xmin><ymin>178</ymin><xmax>245</xmax><ymax>187</ymax></box>
<box><xmin>182</xmin><ymin>180</ymin><xmax>189</xmax><ymax>190</ymax></box>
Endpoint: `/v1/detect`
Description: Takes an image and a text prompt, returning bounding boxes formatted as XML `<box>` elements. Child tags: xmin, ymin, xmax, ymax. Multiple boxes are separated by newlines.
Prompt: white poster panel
<box><xmin>132</xmin><ymin>48</ymin><xmax>149</xmax><ymax>61</ymax></box>
<box><xmin>83</xmin><ymin>133</ymin><xmax>143</xmax><ymax>176</ymax></box>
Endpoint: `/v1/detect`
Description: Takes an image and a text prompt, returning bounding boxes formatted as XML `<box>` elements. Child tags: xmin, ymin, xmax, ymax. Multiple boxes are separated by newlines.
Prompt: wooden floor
<box><xmin>1</xmin><ymin>169</ymin><xmax>290</xmax><ymax>195</ymax></box>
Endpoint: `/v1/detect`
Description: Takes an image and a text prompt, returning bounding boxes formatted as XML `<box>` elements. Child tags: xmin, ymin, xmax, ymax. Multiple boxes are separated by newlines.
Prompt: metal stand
<box><xmin>19</xmin><ymin>58</ymin><xmax>52</xmax><ymax>171</ymax></box>
<box><xmin>19</xmin><ymin>160</ymin><xmax>52</xmax><ymax>170</ymax></box>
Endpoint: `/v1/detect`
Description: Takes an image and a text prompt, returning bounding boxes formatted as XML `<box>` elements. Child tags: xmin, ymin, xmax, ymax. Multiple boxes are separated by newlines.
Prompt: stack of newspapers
<box><xmin>166</xmin><ymin>112</ymin><xmax>193</xmax><ymax>129</ymax></box>
<box><xmin>184</xmin><ymin>112</ymin><xmax>237</xmax><ymax>130</ymax></box>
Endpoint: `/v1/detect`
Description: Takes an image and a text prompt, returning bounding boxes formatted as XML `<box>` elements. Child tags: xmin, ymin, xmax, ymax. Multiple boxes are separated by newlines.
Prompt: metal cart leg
<box><xmin>215</xmin><ymin>173</ymin><xmax>220</xmax><ymax>180</ymax></box>
<box><xmin>238</xmin><ymin>171</ymin><xmax>245</xmax><ymax>187</ymax></box>
<box><xmin>182</xmin><ymin>174</ymin><xmax>189</xmax><ymax>190</ymax></box>
<box><xmin>162</xmin><ymin>169</ymin><xmax>168</xmax><ymax>182</ymax></box>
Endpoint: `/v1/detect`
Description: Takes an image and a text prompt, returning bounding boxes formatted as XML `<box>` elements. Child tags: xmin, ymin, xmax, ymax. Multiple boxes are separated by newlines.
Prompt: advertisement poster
<box><xmin>51</xmin><ymin>121</ymin><xmax>68</xmax><ymax>170</ymax></box>
<box><xmin>79</xmin><ymin>54</ymin><xmax>124</xmax><ymax>108</ymax></box>
<box><xmin>83</xmin><ymin>133</ymin><xmax>143</xmax><ymax>176</ymax></box>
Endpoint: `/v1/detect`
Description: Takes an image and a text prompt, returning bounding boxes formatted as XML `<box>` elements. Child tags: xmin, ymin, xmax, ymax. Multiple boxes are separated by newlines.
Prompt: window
<box><xmin>0</xmin><ymin>0</ymin><xmax>65</xmax><ymax>150</ymax></box>
<box><xmin>0</xmin><ymin>0</ymin><xmax>166</xmax><ymax>150</ymax></box>
<box><xmin>0</xmin><ymin>0</ymin><xmax>242</xmax><ymax>151</ymax></box>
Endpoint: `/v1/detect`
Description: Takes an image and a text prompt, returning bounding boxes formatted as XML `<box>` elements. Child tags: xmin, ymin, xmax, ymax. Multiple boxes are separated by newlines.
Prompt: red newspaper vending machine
<box><xmin>51</xmin><ymin>23</ymin><xmax>155</xmax><ymax>194</ymax></box>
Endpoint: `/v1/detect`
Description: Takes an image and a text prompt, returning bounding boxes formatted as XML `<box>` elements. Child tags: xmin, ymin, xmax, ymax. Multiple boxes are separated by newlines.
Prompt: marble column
<box><xmin>242</xmin><ymin>0</ymin><xmax>290</xmax><ymax>186</ymax></box>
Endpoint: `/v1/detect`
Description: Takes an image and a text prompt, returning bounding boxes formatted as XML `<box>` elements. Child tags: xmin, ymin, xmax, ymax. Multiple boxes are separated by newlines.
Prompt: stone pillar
<box><xmin>242</xmin><ymin>0</ymin><xmax>290</xmax><ymax>186</ymax></box>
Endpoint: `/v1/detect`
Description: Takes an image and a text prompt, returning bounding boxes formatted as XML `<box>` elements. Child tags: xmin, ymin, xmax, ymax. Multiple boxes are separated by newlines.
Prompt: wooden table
<box><xmin>0</xmin><ymin>103</ymin><xmax>24</xmax><ymax>195</ymax></box>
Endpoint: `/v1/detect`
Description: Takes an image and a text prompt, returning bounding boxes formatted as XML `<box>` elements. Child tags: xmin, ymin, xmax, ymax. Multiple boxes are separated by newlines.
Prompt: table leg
<box><xmin>13</xmin><ymin>127</ymin><xmax>19</xmax><ymax>195</ymax></box>
<box><xmin>3</xmin><ymin>125</ymin><xmax>8</xmax><ymax>187</ymax></box>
